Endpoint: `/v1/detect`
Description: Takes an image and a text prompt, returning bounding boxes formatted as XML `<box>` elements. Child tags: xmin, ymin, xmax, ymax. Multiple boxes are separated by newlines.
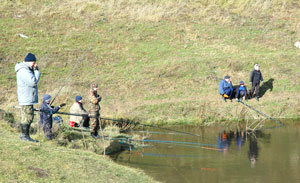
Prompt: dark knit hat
<box><xmin>24</xmin><ymin>53</ymin><xmax>36</xmax><ymax>62</ymax></box>
<box><xmin>43</xmin><ymin>94</ymin><xmax>51</xmax><ymax>102</ymax></box>
<box><xmin>224</xmin><ymin>75</ymin><xmax>230</xmax><ymax>79</ymax></box>
<box><xmin>75</xmin><ymin>96</ymin><xmax>82</xmax><ymax>102</ymax></box>
<box><xmin>240</xmin><ymin>81</ymin><xmax>245</xmax><ymax>85</ymax></box>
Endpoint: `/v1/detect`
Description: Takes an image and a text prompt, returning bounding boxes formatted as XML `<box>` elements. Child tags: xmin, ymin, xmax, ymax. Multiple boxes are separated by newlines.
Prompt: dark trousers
<box><xmin>237</xmin><ymin>90</ymin><xmax>248</xmax><ymax>99</ymax></box>
<box><xmin>43</xmin><ymin>122</ymin><xmax>53</xmax><ymax>140</ymax></box>
<box><xmin>224</xmin><ymin>88</ymin><xmax>233</xmax><ymax>98</ymax></box>
<box><xmin>81</xmin><ymin>116</ymin><xmax>90</xmax><ymax>127</ymax></box>
<box><xmin>251</xmin><ymin>83</ymin><xmax>260</xmax><ymax>97</ymax></box>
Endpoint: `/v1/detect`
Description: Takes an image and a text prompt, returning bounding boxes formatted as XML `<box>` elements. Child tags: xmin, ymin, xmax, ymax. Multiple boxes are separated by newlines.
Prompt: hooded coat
<box><xmin>15</xmin><ymin>62</ymin><xmax>41</xmax><ymax>105</ymax></box>
<box><xmin>40</xmin><ymin>100</ymin><xmax>60</xmax><ymax>125</ymax></box>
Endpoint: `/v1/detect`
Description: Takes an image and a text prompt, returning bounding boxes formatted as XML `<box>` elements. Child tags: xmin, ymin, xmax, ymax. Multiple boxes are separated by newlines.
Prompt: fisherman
<box><xmin>219</xmin><ymin>75</ymin><xmax>233</xmax><ymax>102</ymax></box>
<box><xmin>235</xmin><ymin>81</ymin><xmax>249</xmax><ymax>102</ymax></box>
<box><xmin>69</xmin><ymin>96</ymin><xmax>89</xmax><ymax>129</ymax></box>
<box><xmin>40</xmin><ymin>94</ymin><xmax>65</xmax><ymax>140</ymax></box>
<box><xmin>250</xmin><ymin>64</ymin><xmax>263</xmax><ymax>101</ymax></box>
<box><xmin>15</xmin><ymin>53</ymin><xmax>41</xmax><ymax>142</ymax></box>
<box><xmin>88</xmin><ymin>83</ymin><xmax>102</xmax><ymax>138</ymax></box>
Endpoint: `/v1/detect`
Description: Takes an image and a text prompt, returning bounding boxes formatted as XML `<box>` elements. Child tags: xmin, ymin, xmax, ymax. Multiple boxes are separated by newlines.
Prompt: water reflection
<box><xmin>216</xmin><ymin>129</ymin><xmax>266</xmax><ymax>167</ymax></box>
<box><xmin>248</xmin><ymin>134</ymin><xmax>258</xmax><ymax>168</ymax></box>
<box><xmin>112</xmin><ymin>126</ymin><xmax>300</xmax><ymax>183</ymax></box>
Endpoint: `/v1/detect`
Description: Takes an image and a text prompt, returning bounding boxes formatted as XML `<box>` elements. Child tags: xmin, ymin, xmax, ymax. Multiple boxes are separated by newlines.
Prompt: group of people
<box><xmin>15</xmin><ymin>53</ymin><xmax>102</xmax><ymax>142</ymax></box>
<box><xmin>218</xmin><ymin>64</ymin><xmax>264</xmax><ymax>102</ymax></box>
<box><xmin>15</xmin><ymin>53</ymin><xmax>264</xmax><ymax>142</ymax></box>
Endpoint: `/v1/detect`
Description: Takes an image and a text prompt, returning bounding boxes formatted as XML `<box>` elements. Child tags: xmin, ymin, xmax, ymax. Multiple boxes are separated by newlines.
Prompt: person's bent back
<box><xmin>219</xmin><ymin>75</ymin><xmax>233</xmax><ymax>102</ymax></box>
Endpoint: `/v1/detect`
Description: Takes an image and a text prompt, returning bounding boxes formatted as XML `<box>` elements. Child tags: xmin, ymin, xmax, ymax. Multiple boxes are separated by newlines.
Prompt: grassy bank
<box><xmin>0</xmin><ymin>118</ymin><xmax>158</xmax><ymax>183</ymax></box>
<box><xmin>1</xmin><ymin>0</ymin><xmax>300</xmax><ymax>125</ymax></box>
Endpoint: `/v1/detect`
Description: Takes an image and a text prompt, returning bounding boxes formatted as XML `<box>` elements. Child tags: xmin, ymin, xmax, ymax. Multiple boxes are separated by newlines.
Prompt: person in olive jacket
<box><xmin>250</xmin><ymin>64</ymin><xmax>263</xmax><ymax>101</ymax></box>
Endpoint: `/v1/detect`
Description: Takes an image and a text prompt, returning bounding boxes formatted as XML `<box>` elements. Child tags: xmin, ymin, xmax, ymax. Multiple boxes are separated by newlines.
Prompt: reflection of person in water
<box><xmin>248</xmin><ymin>135</ymin><xmax>259</xmax><ymax>168</ymax></box>
<box><xmin>217</xmin><ymin>131</ymin><xmax>234</xmax><ymax>153</ymax></box>
<box><xmin>235</xmin><ymin>130</ymin><xmax>245</xmax><ymax>151</ymax></box>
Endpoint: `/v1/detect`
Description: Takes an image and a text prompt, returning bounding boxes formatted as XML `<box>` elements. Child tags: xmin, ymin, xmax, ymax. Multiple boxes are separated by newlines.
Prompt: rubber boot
<box><xmin>256</xmin><ymin>96</ymin><xmax>259</xmax><ymax>101</ymax></box>
<box><xmin>20</xmin><ymin>124</ymin><xmax>38</xmax><ymax>142</ymax></box>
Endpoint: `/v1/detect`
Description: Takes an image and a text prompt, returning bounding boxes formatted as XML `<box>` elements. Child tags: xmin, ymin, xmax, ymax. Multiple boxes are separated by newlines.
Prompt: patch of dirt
<box><xmin>27</xmin><ymin>166</ymin><xmax>50</xmax><ymax>178</ymax></box>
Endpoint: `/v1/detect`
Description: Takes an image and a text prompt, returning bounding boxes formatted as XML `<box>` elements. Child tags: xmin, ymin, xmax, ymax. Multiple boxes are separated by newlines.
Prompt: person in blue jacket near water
<box><xmin>235</xmin><ymin>81</ymin><xmax>249</xmax><ymax>102</ymax></box>
<box><xmin>219</xmin><ymin>75</ymin><xmax>233</xmax><ymax>102</ymax></box>
<box><xmin>40</xmin><ymin>94</ymin><xmax>65</xmax><ymax>140</ymax></box>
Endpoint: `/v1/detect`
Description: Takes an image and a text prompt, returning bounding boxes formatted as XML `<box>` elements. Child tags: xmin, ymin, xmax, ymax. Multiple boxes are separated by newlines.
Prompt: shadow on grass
<box><xmin>259</xmin><ymin>78</ymin><xmax>274</xmax><ymax>98</ymax></box>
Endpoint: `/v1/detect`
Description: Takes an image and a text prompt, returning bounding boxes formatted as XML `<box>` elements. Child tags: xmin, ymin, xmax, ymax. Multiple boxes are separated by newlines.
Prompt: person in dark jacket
<box><xmin>219</xmin><ymin>75</ymin><xmax>233</xmax><ymax>102</ymax></box>
<box><xmin>250</xmin><ymin>64</ymin><xmax>263</xmax><ymax>101</ymax></box>
<box><xmin>40</xmin><ymin>94</ymin><xmax>65</xmax><ymax>140</ymax></box>
<box><xmin>235</xmin><ymin>81</ymin><xmax>249</xmax><ymax>101</ymax></box>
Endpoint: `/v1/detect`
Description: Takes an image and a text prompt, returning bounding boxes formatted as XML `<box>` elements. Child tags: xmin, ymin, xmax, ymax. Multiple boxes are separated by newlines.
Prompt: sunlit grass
<box><xmin>1</xmin><ymin>0</ymin><xmax>300</xmax><ymax>124</ymax></box>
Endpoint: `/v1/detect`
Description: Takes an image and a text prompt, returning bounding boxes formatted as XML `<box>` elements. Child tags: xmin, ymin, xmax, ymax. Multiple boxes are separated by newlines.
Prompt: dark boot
<box><xmin>20</xmin><ymin>124</ymin><xmax>38</xmax><ymax>142</ymax></box>
<box><xmin>80</xmin><ymin>120</ymin><xmax>90</xmax><ymax>131</ymax></box>
<box><xmin>91</xmin><ymin>131</ymin><xmax>100</xmax><ymax>139</ymax></box>
<box><xmin>256</xmin><ymin>96</ymin><xmax>259</xmax><ymax>101</ymax></box>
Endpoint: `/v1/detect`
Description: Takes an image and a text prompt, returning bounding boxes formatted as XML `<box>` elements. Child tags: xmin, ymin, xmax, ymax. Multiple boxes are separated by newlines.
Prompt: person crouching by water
<box><xmin>250</xmin><ymin>64</ymin><xmax>263</xmax><ymax>101</ymax></box>
<box><xmin>219</xmin><ymin>75</ymin><xmax>233</xmax><ymax>102</ymax></box>
<box><xmin>88</xmin><ymin>83</ymin><xmax>102</xmax><ymax>138</ymax></box>
<box><xmin>15</xmin><ymin>53</ymin><xmax>41</xmax><ymax>142</ymax></box>
<box><xmin>40</xmin><ymin>94</ymin><xmax>65</xmax><ymax>140</ymax></box>
<box><xmin>235</xmin><ymin>81</ymin><xmax>249</xmax><ymax>102</ymax></box>
<box><xmin>69</xmin><ymin>96</ymin><xmax>89</xmax><ymax>129</ymax></box>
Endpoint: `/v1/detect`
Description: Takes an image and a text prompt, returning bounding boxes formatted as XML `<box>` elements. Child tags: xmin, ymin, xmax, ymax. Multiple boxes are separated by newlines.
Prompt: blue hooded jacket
<box><xmin>219</xmin><ymin>79</ymin><xmax>233</xmax><ymax>95</ymax></box>
<box><xmin>40</xmin><ymin>97</ymin><xmax>60</xmax><ymax>125</ymax></box>
<box><xmin>15</xmin><ymin>62</ymin><xmax>41</xmax><ymax>105</ymax></box>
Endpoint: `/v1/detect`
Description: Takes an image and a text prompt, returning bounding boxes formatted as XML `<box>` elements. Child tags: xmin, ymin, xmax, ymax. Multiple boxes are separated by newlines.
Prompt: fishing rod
<box><xmin>123</xmin><ymin>130</ymin><xmax>190</xmax><ymax>136</ymax></box>
<box><xmin>50</xmin><ymin>50</ymin><xmax>88</xmax><ymax>105</ymax></box>
<box><xmin>238</xmin><ymin>101</ymin><xmax>283</xmax><ymax>126</ymax></box>
<box><xmin>101</xmin><ymin>117</ymin><xmax>204</xmax><ymax>138</ymax></box>
<box><xmin>133</xmin><ymin>152</ymin><xmax>203</xmax><ymax>158</ymax></box>
<box><xmin>106</xmin><ymin>137</ymin><xmax>219</xmax><ymax>148</ymax></box>
<box><xmin>13</xmin><ymin>106</ymin><xmax>97</xmax><ymax>118</ymax></box>
<box><xmin>142</xmin><ymin>124</ymin><xmax>203</xmax><ymax>137</ymax></box>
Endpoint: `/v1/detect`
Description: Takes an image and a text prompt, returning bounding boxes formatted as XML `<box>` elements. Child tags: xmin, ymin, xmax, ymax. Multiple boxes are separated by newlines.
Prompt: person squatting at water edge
<box><xmin>250</xmin><ymin>64</ymin><xmax>263</xmax><ymax>101</ymax></box>
<box><xmin>69</xmin><ymin>96</ymin><xmax>89</xmax><ymax>129</ymax></box>
<box><xmin>88</xmin><ymin>83</ymin><xmax>102</xmax><ymax>138</ymax></box>
<box><xmin>15</xmin><ymin>53</ymin><xmax>41</xmax><ymax>142</ymax></box>
<box><xmin>219</xmin><ymin>75</ymin><xmax>233</xmax><ymax>102</ymax></box>
<box><xmin>40</xmin><ymin>94</ymin><xmax>65</xmax><ymax>140</ymax></box>
<box><xmin>235</xmin><ymin>81</ymin><xmax>249</xmax><ymax>102</ymax></box>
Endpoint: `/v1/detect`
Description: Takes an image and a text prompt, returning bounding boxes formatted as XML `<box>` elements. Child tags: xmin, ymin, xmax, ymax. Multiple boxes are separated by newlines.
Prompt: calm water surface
<box><xmin>112</xmin><ymin>123</ymin><xmax>300</xmax><ymax>183</ymax></box>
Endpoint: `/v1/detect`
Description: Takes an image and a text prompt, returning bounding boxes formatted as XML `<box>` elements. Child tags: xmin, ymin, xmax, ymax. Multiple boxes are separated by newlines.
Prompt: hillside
<box><xmin>1</xmin><ymin>0</ymin><xmax>300</xmax><ymax>124</ymax></box>
<box><xmin>0</xmin><ymin>118</ymin><xmax>158</xmax><ymax>183</ymax></box>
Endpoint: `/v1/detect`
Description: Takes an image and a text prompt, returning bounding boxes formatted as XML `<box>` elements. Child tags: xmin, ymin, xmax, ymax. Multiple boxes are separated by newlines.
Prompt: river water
<box><xmin>111</xmin><ymin>123</ymin><xmax>300</xmax><ymax>183</ymax></box>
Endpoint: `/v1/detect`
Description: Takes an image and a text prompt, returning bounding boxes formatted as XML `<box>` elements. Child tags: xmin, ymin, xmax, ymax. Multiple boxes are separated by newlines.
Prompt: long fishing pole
<box><xmin>238</xmin><ymin>101</ymin><xmax>283</xmax><ymax>126</ymax></box>
<box><xmin>142</xmin><ymin>124</ymin><xmax>203</xmax><ymax>137</ymax></box>
<box><xmin>13</xmin><ymin>106</ymin><xmax>97</xmax><ymax>118</ymax></box>
<box><xmin>50</xmin><ymin>51</ymin><xmax>88</xmax><ymax>105</ymax></box>
<box><xmin>107</xmin><ymin>137</ymin><xmax>219</xmax><ymax>148</ymax></box>
<box><xmin>101</xmin><ymin>117</ymin><xmax>203</xmax><ymax>137</ymax></box>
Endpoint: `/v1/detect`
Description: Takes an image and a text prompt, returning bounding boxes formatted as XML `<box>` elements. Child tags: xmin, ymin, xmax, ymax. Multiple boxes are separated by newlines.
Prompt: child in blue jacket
<box><xmin>40</xmin><ymin>94</ymin><xmax>65</xmax><ymax>140</ymax></box>
<box><xmin>235</xmin><ymin>81</ymin><xmax>249</xmax><ymax>101</ymax></box>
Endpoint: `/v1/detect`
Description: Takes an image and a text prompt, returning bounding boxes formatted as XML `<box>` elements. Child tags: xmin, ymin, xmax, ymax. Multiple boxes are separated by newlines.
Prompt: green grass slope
<box><xmin>1</xmin><ymin>0</ymin><xmax>300</xmax><ymax>124</ymax></box>
<box><xmin>0</xmin><ymin>120</ymin><xmax>158</xmax><ymax>183</ymax></box>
